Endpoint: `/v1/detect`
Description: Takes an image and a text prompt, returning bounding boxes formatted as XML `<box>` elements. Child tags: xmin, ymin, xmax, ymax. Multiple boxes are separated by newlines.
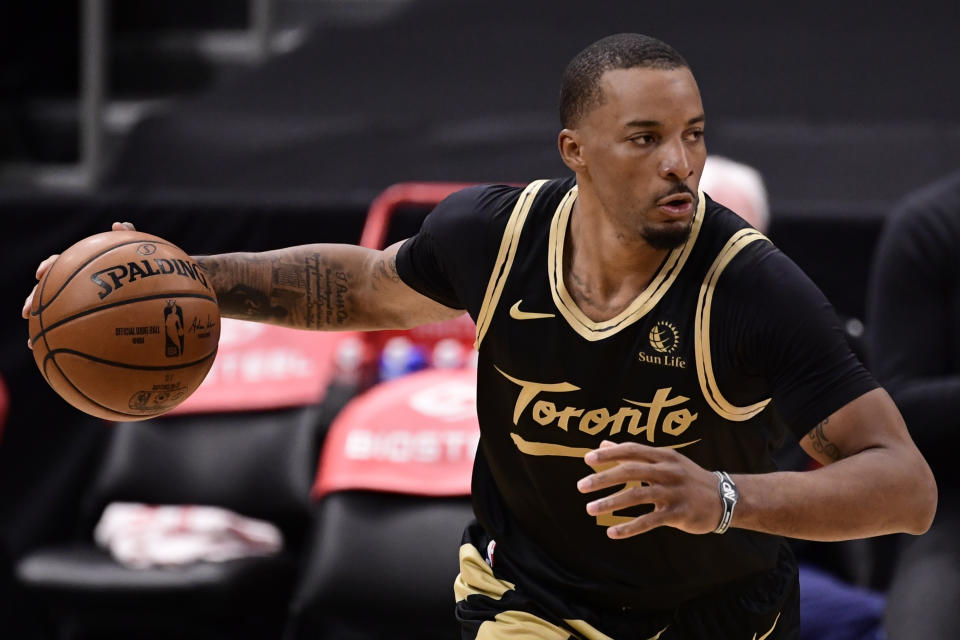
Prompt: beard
<box><xmin>641</xmin><ymin>218</ymin><xmax>694</xmax><ymax>250</ymax></box>
<box><xmin>640</xmin><ymin>185</ymin><xmax>697</xmax><ymax>250</ymax></box>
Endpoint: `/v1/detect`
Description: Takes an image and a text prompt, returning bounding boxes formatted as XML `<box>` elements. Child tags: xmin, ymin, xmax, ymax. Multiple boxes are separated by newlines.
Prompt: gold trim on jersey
<box><xmin>694</xmin><ymin>228</ymin><xmax>771</xmax><ymax>421</ymax></box>
<box><xmin>510</xmin><ymin>433</ymin><xmax>701</xmax><ymax>457</ymax></box>
<box><xmin>754</xmin><ymin>612</ymin><xmax>781</xmax><ymax>640</ymax></box>
<box><xmin>454</xmin><ymin>543</ymin><xmax>515</xmax><ymax>602</ymax></box>
<box><xmin>474</xmin><ymin>180</ymin><xmax>549</xmax><ymax>349</ymax></box>
<box><xmin>547</xmin><ymin>187</ymin><xmax>706</xmax><ymax>341</ymax></box>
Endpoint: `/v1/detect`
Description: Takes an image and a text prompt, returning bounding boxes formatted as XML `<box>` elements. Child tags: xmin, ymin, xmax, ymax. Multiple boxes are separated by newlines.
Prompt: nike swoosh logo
<box><xmin>509</xmin><ymin>300</ymin><xmax>555</xmax><ymax>321</ymax></box>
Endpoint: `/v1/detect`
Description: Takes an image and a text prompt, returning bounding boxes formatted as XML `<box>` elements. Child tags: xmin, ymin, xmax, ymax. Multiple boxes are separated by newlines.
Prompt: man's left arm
<box><xmin>577</xmin><ymin>389</ymin><xmax>936</xmax><ymax>541</ymax></box>
<box><xmin>733</xmin><ymin>387</ymin><xmax>936</xmax><ymax>540</ymax></box>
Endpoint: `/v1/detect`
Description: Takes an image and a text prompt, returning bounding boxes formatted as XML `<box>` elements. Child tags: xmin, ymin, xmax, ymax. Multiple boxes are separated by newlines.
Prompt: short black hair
<box><xmin>559</xmin><ymin>33</ymin><xmax>689</xmax><ymax>128</ymax></box>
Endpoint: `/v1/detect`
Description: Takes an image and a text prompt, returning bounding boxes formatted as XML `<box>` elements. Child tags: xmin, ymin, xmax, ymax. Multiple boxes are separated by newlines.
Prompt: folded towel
<box><xmin>94</xmin><ymin>502</ymin><xmax>283</xmax><ymax>569</ymax></box>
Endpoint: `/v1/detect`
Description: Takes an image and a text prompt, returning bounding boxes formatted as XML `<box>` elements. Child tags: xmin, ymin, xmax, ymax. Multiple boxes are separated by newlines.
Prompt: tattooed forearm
<box><xmin>194</xmin><ymin>243</ymin><xmax>441</xmax><ymax>331</ymax></box>
<box><xmin>304</xmin><ymin>254</ymin><xmax>354</xmax><ymax>328</ymax></box>
<box><xmin>370</xmin><ymin>253</ymin><xmax>401</xmax><ymax>292</ymax></box>
<box><xmin>808</xmin><ymin>418</ymin><xmax>843</xmax><ymax>462</ymax></box>
<box><xmin>219</xmin><ymin>284</ymin><xmax>289</xmax><ymax>320</ymax></box>
<box><xmin>196</xmin><ymin>251</ymin><xmax>351</xmax><ymax>328</ymax></box>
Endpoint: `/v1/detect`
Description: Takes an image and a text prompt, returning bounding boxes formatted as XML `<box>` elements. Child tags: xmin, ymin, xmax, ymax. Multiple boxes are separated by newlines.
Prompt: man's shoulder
<box><xmin>701</xmin><ymin>194</ymin><xmax>760</xmax><ymax>237</ymax></box>
<box><xmin>697</xmin><ymin>195</ymin><xmax>797</xmax><ymax>294</ymax></box>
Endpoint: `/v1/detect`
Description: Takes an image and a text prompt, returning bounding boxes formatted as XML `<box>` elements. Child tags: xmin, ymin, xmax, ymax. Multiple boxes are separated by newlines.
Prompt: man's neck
<box><xmin>563</xmin><ymin>193</ymin><xmax>669</xmax><ymax>323</ymax></box>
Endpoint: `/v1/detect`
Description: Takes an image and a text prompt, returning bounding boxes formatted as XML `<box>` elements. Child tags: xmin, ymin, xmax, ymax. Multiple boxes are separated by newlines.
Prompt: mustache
<box><xmin>654</xmin><ymin>183</ymin><xmax>696</xmax><ymax>203</ymax></box>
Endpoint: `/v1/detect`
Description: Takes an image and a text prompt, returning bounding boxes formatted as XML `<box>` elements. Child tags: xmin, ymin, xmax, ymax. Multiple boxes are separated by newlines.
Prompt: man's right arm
<box><xmin>196</xmin><ymin>240</ymin><xmax>464</xmax><ymax>331</ymax></box>
<box><xmin>22</xmin><ymin>235</ymin><xmax>463</xmax><ymax>339</ymax></box>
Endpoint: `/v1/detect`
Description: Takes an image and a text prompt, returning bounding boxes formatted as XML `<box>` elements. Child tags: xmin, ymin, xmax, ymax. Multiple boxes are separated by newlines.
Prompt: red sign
<box><xmin>171</xmin><ymin>318</ymin><xmax>348</xmax><ymax>414</ymax></box>
<box><xmin>313</xmin><ymin>368</ymin><xmax>479</xmax><ymax>498</ymax></box>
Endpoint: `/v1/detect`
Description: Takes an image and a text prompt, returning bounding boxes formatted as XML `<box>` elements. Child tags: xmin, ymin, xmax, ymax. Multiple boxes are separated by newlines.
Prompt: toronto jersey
<box><xmin>396</xmin><ymin>176</ymin><xmax>876</xmax><ymax>611</ymax></box>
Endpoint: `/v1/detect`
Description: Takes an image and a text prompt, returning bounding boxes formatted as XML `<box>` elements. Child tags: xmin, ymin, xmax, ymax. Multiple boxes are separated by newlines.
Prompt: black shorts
<box><xmin>454</xmin><ymin>522</ymin><xmax>799</xmax><ymax>640</ymax></box>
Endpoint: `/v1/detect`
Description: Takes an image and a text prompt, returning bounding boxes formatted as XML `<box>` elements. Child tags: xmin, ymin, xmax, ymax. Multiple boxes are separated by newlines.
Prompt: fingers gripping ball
<box><xmin>27</xmin><ymin>231</ymin><xmax>220</xmax><ymax>421</ymax></box>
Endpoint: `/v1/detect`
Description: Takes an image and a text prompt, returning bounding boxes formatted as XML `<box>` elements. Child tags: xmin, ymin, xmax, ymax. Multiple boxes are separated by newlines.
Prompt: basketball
<box><xmin>27</xmin><ymin>230</ymin><xmax>220</xmax><ymax>421</ymax></box>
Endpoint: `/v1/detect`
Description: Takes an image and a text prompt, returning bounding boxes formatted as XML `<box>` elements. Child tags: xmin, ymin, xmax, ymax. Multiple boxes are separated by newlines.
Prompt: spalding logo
<box><xmin>90</xmin><ymin>259</ymin><xmax>209</xmax><ymax>299</ymax></box>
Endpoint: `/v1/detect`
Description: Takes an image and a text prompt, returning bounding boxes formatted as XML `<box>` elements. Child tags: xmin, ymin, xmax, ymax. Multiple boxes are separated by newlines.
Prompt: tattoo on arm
<box><xmin>304</xmin><ymin>254</ymin><xmax>353</xmax><ymax>328</ymax></box>
<box><xmin>370</xmin><ymin>253</ymin><xmax>401</xmax><ymax>292</ymax></box>
<box><xmin>197</xmin><ymin>252</ymin><xmax>356</xmax><ymax>328</ymax></box>
<box><xmin>221</xmin><ymin>284</ymin><xmax>289</xmax><ymax>320</ymax></box>
<box><xmin>198</xmin><ymin>255</ymin><xmax>287</xmax><ymax>321</ymax></box>
<box><xmin>808</xmin><ymin>417</ymin><xmax>842</xmax><ymax>462</ymax></box>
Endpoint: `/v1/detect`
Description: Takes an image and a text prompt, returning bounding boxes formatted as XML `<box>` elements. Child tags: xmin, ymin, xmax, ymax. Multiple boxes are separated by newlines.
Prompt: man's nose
<box><xmin>658</xmin><ymin>140</ymin><xmax>693</xmax><ymax>182</ymax></box>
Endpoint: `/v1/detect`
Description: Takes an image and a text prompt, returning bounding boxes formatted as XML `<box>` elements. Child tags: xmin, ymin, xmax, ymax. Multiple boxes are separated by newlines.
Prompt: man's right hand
<box><xmin>22</xmin><ymin>222</ymin><xmax>136</xmax><ymax>349</ymax></box>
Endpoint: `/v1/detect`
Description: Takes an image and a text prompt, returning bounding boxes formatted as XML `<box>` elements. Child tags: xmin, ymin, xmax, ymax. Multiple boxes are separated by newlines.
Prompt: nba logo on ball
<box><xmin>164</xmin><ymin>300</ymin><xmax>185</xmax><ymax>357</ymax></box>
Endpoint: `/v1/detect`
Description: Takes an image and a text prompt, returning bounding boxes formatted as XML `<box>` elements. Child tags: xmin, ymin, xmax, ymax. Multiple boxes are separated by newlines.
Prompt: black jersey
<box><xmin>397</xmin><ymin>176</ymin><xmax>876</xmax><ymax>611</ymax></box>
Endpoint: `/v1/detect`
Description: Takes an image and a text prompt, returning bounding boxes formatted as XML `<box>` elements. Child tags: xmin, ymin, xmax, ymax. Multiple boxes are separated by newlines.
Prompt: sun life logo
<box><xmin>648</xmin><ymin>321</ymin><xmax>680</xmax><ymax>354</ymax></box>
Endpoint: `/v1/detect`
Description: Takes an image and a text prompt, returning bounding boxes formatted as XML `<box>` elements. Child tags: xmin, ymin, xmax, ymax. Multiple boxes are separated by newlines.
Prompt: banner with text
<box><xmin>314</xmin><ymin>368</ymin><xmax>479</xmax><ymax>498</ymax></box>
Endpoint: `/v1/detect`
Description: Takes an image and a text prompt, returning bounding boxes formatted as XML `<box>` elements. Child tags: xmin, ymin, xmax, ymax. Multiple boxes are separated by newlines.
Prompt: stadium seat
<box><xmin>285</xmin><ymin>492</ymin><xmax>473</xmax><ymax>640</ymax></box>
<box><xmin>285</xmin><ymin>369</ymin><xmax>478</xmax><ymax>639</ymax></box>
<box><xmin>16</xmin><ymin>405</ymin><xmax>324</xmax><ymax>640</ymax></box>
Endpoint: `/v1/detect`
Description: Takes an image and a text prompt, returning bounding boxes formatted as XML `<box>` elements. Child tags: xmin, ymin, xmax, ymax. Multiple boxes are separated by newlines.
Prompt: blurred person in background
<box><xmin>867</xmin><ymin>169</ymin><xmax>960</xmax><ymax>639</ymax></box>
<box><xmin>699</xmin><ymin>155</ymin><xmax>770</xmax><ymax>233</ymax></box>
<box><xmin>703</xmin><ymin>154</ymin><xmax>886</xmax><ymax>640</ymax></box>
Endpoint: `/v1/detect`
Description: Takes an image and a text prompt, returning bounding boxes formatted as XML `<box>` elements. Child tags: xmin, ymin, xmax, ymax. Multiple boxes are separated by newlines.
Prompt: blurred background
<box><xmin>1</xmin><ymin>0</ymin><xmax>959</xmax><ymax>638</ymax></box>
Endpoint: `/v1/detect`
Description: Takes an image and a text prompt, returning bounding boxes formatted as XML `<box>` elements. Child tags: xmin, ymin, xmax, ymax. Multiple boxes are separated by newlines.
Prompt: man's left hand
<box><xmin>577</xmin><ymin>440</ymin><xmax>723</xmax><ymax>538</ymax></box>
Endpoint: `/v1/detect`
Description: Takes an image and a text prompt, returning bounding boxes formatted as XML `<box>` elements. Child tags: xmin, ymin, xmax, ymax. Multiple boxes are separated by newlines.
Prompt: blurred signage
<box><xmin>314</xmin><ymin>368</ymin><xmax>479</xmax><ymax>498</ymax></box>
<box><xmin>171</xmin><ymin>318</ymin><xmax>345</xmax><ymax>414</ymax></box>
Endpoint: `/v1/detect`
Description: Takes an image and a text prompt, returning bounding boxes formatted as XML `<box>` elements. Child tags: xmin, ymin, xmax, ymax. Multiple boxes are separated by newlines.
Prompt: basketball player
<box><xmin>24</xmin><ymin>34</ymin><xmax>936</xmax><ymax>639</ymax></box>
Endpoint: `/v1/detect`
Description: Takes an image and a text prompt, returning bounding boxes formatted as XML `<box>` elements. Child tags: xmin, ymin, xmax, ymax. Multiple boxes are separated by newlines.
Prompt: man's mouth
<box><xmin>656</xmin><ymin>192</ymin><xmax>695</xmax><ymax>216</ymax></box>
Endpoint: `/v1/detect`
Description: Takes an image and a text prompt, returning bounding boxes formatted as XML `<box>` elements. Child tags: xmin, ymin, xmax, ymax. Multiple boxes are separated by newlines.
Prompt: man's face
<box><xmin>574</xmin><ymin>66</ymin><xmax>706</xmax><ymax>249</ymax></box>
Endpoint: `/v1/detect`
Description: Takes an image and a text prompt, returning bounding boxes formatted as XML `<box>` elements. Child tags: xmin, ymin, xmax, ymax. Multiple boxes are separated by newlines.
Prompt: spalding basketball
<box><xmin>27</xmin><ymin>230</ymin><xmax>220</xmax><ymax>421</ymax></box>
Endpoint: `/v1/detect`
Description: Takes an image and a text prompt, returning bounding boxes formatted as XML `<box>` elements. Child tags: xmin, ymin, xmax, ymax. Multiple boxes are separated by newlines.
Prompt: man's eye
<box><xmin>631</xmin><ymin>135</ymin><xmax>655</xmax><ymax>145</ymax></box>
<box><xmin>687</xmin><ymin>130</ymin><xmax>705</xmax><ymax>141</ymax></box>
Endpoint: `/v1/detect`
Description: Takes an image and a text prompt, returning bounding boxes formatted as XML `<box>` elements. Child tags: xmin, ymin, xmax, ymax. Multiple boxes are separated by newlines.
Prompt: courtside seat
<box><xmin>286</xmin><ymin>492</ymin><xmax>473</xmax><ymax>640</ymax></box>
<box><xmin>284</xmin><ymin>369</ymin><xmax>479</xmax><ymax>640</ymax></box>
<box><xmin>17</xmin><ymin>545</ymin><xmax>298</xmax><ymax>639</ymax></box>
<box><xmin>16</xmin><ymin>405</ymin><xmax>324</xmax><ymax>640</ymax></box>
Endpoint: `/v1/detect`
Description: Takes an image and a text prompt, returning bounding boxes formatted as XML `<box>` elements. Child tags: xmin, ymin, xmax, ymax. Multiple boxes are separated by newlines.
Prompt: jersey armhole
<box><xmin>473</xmin><ymin>179</ymin><xmax>548</xmax><ymax>349</ymax></box>
<box><xmin>694</xmin><ymin>228</ymin><xmax>772</xmax><ymax>421</ymax></box>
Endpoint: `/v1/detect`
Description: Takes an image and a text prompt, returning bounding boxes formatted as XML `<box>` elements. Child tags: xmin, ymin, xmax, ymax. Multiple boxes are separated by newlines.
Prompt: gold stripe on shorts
<box><xmin>477</xmin><ymin>610</ymin><xmax>578</xmax><ymax>640</ymax></box>
<box><xmin>474</xmin><ymin>610</ymin><xmax>631</xmax><ymax>640</ymax></box>
<box><xmin>454</xmin><ymin>543</ymin><xmax>515</xmax><ymax>602</ymax></box>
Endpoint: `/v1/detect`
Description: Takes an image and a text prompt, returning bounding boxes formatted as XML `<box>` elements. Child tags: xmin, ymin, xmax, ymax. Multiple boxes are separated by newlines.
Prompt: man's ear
<box><xmin>558</xmin><ymin>128</ymin><xmax>586</xmax><ymax>172</ymax></box>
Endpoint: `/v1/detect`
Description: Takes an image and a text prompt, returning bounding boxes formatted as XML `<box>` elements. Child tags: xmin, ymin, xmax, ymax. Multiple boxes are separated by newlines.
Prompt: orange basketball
<box><xmin>27</xmin><ymin>230</ymin><xmax>220</xmax><ymax>421</ymax></box>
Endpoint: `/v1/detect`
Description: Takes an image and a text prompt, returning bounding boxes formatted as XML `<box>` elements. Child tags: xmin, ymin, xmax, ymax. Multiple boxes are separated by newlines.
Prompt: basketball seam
<box><xmin>43</xmin><ymin>347</ymin><xmax>218</xmax><ymax>372</ymax></box>
<box><xmin>30</xmin><ymin>292</ymin><xmax>219</xmax><ymax>345</ymax></box>
<box><xmin>32</xmin><ymin>239</ymin><xmax>181</xmax><ymax>316</ymax></box>
<box><xmin>41</xmin><ymin>354</ymin><xmax>139</xmax><ymax>418</ymax></box>
<box><xmin>42</xmin><ymin>345</ymin><xmax>218</xmax><ymax>419</ymax></box>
